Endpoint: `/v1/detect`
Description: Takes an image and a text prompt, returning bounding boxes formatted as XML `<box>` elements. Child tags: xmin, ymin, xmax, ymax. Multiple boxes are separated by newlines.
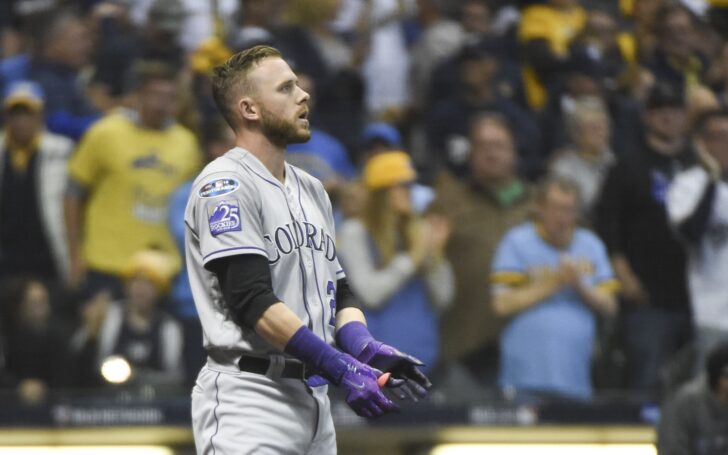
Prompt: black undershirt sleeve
<box><xmin>207</xmin><ymin>255</ymin><xmax>281</xmax><ymax>330</ymax></box>
<box><xmin>335</xmin><ymin>278</ymin><xmax>361</xmax><ymax>313</ymax></box>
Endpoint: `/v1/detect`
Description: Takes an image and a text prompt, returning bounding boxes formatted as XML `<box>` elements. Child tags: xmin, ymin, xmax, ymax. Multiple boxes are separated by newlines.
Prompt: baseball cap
<box><xmin>362</xmin><ymin>122</ymin><xmax>402</xmax><ymax>148</ymax></box>
<box><xmin>2</xmin><ymin>81</ymin><xmax>44</xmax><ymax>112</ymax></box>
<box><xmin>363</xmin><ymin>151</ymin><xmax>416</xmax><ymax>190</ymax></box>
<box><xmin>646</xmin><ymin>83</ymin><xmax>685</xmax><ymax>110</ymax></box>
<box><xmin>121</xmin><ymin>250</ymin><xmax>176</xmax><ymax>293</ymax></box>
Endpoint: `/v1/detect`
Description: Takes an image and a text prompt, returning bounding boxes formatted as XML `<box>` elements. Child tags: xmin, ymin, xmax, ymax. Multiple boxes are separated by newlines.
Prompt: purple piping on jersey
<box><xmin>336</xmin><ymin>269</ymin><xmax>345</xmax><ymax>276</ymax></box>
<box><xmin>242</xmin><ymin>163</ymin><xmax>282</xmax><ymax>189</ymax></box>
<box><xmin>295</xmin><ymin>252</ymin><xmax>315</xmax><ymax>331</ymax></box>
<box><xmin>292</xmin><ymin>168</ymin><xmax>330</xmax><ymax>343</ymax></box>
<box><xmin>209</xmin><ymin>372</ymin><xmax>221</xmax><ymax>455</ymax></box>
<box><xmin>242</xmin><ymin>162</ymin><xmax>316</xmax><ymax>330</ymax></box>
<box><xmin>203</xmin><ymin>246</ymin><xmax>268</xmax><ymax>262</ymax></box>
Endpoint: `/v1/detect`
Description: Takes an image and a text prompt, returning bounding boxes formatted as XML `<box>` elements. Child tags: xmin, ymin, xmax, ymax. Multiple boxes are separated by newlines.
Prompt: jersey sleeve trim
<box><xmin>595</xmin><ymin>278</ymin><xmax>620</xmax><ymax>294</ymax></box>
<box><xmin>490</xmin><ymin>271</ymin><xmax>529</xmax><ymax>287</ymax></box>
<box><xmin>203</xmin><ymin>246</ymin><xmax>269</xmax><ymax>266</ymax></box>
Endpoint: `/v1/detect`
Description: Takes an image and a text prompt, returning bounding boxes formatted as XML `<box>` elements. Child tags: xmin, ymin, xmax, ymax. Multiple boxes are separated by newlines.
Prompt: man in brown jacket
<box><xmin>429</xmin><ymin>113</ymin><xmax>534</xmax><ymax>386</ymax></box>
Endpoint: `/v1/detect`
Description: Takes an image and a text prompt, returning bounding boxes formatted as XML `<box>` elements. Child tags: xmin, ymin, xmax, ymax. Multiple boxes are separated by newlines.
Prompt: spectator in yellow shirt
<box><xmin>65</xmin><ymin>61</ymin><xmax>201</xmax><ymax>298</ymax></box>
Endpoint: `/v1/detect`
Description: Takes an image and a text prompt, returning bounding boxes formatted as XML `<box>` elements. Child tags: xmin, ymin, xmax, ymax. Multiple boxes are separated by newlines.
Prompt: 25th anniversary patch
<box><xmin>208</xmin><ymin>200</ymin><xmax>241</xmax><ymax>236</ymax></box>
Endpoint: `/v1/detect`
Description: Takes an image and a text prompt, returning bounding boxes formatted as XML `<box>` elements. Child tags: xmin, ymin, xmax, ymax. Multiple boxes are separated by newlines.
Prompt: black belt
<box><xmin>238</xmin><ymin>355</ymin><xmax>311</xmax><ymax>380</ymax></box>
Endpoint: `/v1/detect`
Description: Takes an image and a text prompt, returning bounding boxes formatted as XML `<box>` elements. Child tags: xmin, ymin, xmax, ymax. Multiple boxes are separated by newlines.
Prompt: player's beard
<box><xmin>259</xmin><ymin>106</ymin><xmax>311</xmax><ymax>146</ymax></box>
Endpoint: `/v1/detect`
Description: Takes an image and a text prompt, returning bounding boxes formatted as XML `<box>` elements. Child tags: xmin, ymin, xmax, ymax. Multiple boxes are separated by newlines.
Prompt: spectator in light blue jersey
<box><xmin>490</xmin><ymin>175</ymin><xmax>618</xmax><ymax>399</ymax></box>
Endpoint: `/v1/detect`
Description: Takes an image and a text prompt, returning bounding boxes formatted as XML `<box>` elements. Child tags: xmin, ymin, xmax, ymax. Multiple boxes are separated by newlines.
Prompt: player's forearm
<box><xmin>335</xmin><ymin>307</ymin><xmax>366</xmax><ymax>331</ymax></box>
<box><xmin>492</xmin><ymin>279</ymin><xmax>560</xmax><ymax>317</ymax></box>
<box><xmin>254</xmin><ymin>303</ymin><xmax>305</xmax><ymax>351</ymax></box>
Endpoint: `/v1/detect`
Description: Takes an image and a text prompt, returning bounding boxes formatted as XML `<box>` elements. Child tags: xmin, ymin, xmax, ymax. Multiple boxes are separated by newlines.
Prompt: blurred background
<box><xmin>1</xmin><ymin>0</ymin><xmax>728</xmax><ymax>453</ymax></box>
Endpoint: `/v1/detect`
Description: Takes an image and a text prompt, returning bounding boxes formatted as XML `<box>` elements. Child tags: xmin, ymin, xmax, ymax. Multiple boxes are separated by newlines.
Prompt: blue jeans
<box><xmin>623</xmin><ymin>307</ymin><xmax>692</xmax><ymax>395</ymax></box>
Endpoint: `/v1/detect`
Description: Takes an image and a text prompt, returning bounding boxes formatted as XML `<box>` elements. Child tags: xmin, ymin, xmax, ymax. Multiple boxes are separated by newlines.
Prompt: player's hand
<box><xmin>358</xmin><ymin>341</ymin><xmax>432</xmax><ymax>401</ymax></box>
<box><xmin>336</xmin><ymin>354</ymin><xmax>400</xmax><ymax>418</ymax></box>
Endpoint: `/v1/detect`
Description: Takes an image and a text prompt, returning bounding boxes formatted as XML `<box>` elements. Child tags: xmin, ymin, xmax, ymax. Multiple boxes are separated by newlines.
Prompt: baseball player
<box><xmin>186</xmin><ymin>45</ymin><xmax>431</xmax><ymax>454</ymax></box>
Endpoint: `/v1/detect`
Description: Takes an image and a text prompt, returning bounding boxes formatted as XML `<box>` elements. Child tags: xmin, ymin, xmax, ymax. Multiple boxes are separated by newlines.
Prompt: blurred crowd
<box><xmin>1</xmin><ymin>0</ymin><xmax>728</xmax><ymax>434</ymax></box>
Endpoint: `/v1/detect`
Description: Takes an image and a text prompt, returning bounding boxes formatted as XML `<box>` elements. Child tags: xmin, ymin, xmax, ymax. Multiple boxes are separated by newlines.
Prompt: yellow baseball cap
<box><xmin>3</xmin><ymin>81</ymin><xmax>44</xmax><ymax>112</ymax></box>
<box><xmin>122</xmin><ymin>250</ymin><xmax>176</xmax><ymax>293</ymax></box>
<box><xmin>363</xmin><ymin>151</ymin><xmax>416</xmax><ymax>190</ymax></box>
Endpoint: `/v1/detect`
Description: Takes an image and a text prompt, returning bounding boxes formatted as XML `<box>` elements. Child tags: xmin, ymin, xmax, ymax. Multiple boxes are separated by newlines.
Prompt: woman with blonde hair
<box><xmin>338</xmin><ymin>151</ymin><xmax>454</xmax><ymax>372</ymax></box>
<box><xmin>549</xmin><ymin>96</ymin><xmax>616</xmax><ymax>223</ymax></box>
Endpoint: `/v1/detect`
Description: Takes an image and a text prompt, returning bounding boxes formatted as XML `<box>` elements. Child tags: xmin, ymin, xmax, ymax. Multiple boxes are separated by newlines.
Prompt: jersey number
<box><xmin>326</xmin><ymin>280</ymin><xmax>336</xmax><ymax>326</ymax></box>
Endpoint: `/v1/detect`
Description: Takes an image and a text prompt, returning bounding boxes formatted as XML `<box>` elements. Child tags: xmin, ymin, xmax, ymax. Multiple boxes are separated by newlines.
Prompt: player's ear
<box><xmin>239</xmin><ymin>97</ymin><xmax>259</xmax><ymax>122</ymax></box>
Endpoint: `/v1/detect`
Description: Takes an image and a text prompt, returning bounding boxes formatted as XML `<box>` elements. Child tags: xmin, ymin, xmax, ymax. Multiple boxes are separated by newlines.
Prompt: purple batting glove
<box><xmin>336</xmin><ymin>354</ymin><xmax>400</xmax><ymax>418</ymax></box>
<box><xmin>285</xmin><ymin>326</ymin><xmax>400</xmax><ymax>417</ymax></box>
<box><xmin>358</xmin><ymin>342</ymin><xmax>432</xmax><ymax>400</ymax></box>
<box><xmin>305</xmin><ymin>370</ymin><xmax>405</xmax><ymax>389</ymax></box>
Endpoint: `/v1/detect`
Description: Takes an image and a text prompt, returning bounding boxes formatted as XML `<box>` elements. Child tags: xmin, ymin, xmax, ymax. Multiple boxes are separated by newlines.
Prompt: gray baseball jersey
<box><xmin>185</xmin><ymin>146</ymin><xmax>344</xmax><ymax>355</ymax></box>
<box><xmin>186</xmin><ymin>147</ymin><xmax>343</xmax><ymax>455</ymax></box>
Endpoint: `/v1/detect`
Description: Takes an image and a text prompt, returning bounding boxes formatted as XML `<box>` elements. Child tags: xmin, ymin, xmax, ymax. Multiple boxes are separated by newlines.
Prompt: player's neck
<box><xmin>237</xmin><ymin>133</ymin><xmax>287</xmax><ymax>183</ymax></box>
